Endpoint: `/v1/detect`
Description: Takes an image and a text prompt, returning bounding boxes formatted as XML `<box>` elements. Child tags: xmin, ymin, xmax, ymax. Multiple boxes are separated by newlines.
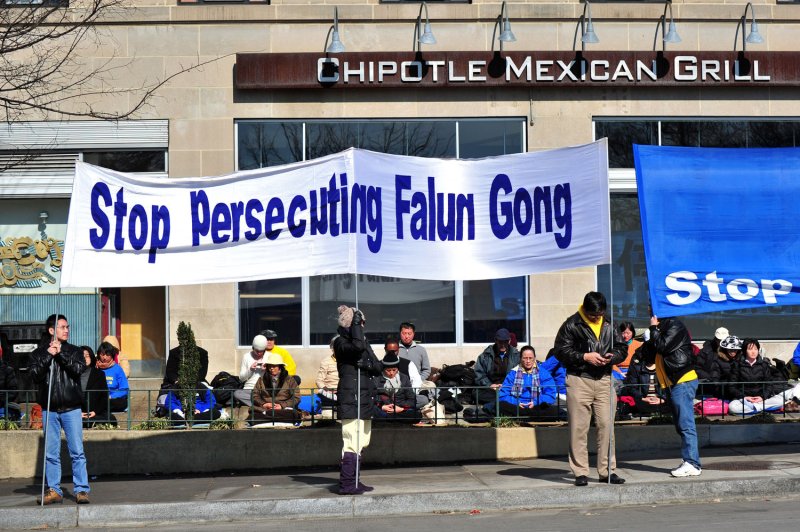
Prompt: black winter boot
<box><xmin>338</xmin><ymin>452</ymin><xmax>365</xmax><ymax>495</ymax></box>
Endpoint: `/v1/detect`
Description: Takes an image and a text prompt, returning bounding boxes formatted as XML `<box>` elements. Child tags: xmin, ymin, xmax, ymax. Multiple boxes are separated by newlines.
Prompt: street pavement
<box><xmin>1</xmin><ymin>443</ymin><xmax>800</xmax><ymax>529</ymax></box>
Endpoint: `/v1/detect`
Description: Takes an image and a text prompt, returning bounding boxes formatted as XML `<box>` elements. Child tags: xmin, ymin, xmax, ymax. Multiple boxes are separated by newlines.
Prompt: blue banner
<box><xmin>634</xmin><ymin>145</ymin><xmax>800</xmax><ymax>318</ymax></box>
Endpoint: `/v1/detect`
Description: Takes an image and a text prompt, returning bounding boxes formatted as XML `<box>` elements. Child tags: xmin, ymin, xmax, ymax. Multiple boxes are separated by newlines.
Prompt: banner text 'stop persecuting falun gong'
<box><xmin>61</xmin><ymin>140</ymin><xmax>611</xmax><ymax>288</ymax></box>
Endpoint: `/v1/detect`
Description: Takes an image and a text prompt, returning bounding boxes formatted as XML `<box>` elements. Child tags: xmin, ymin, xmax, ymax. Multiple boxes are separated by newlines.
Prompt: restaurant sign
<box><xmin>235</xmin><ymin>51</ymin><xmax>800</xmax><ymax>90</ymax></box>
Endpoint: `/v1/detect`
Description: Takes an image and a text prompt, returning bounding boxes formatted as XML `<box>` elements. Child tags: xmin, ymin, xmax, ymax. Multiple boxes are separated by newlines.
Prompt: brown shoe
<box><xmin>36</xmin><ymin>488</ymin><xmax>63</xmax><ymax>505</ymax></box>
<box><xmin>76</xmin><ymin>491</ymin><xmax>90</xmax><ymax>504</ymax></box>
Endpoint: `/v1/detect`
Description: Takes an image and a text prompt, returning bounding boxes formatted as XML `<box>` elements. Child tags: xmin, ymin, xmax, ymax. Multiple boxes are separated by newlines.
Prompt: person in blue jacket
<box><xmin>541</xmin><ymin>347</ymin><xmax>567</xmax><ymax>407</ymax></box>
<box><xmin>165</xmin><ymin>382</ymin><xmax>221</xmax><ymax>425</ymax></box>
<box><xmin>96</xmin><ymin>342</ymin><xmax>129</xmax><ymax>412</ymax></box>
<box><xmin>484</xmin><ymin>345</ymin><xmax>558</xmax><ymax>420</ymax></box>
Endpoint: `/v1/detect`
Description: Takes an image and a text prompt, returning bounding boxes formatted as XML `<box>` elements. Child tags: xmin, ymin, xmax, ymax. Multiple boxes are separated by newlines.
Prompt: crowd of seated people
<box><xmin>193</xmin><ymin>322</ymin><xmax>800</xmax><ymax>428</ymax></box>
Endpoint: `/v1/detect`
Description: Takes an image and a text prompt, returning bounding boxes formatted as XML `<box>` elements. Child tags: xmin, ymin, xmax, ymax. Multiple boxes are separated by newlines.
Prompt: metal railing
<box><xmin>0</xmin><ymin>379</ymin><xmax>797</xmax><ymax>429</ymax></box>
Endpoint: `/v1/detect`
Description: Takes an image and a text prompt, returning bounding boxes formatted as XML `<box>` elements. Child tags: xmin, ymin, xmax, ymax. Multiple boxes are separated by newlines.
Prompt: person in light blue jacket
<box><xmin>97</xmin><ymin>342</ymin><xmax>129</xmax><ymax>412</ymax></box>
<box><xmin>484</xmin><ymin>345</ymin><xmax>558</xmax><ymax>419</ymax></box>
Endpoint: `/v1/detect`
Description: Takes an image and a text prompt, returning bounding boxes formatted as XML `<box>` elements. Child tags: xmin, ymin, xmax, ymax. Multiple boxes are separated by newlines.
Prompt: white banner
<box><xmin>61</xmin><ymin>141</ymin><xmax>610</xmax><ymax>288</ymax></box>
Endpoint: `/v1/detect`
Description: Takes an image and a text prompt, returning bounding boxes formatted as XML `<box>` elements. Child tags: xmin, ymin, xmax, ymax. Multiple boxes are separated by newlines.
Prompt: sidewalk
<box><xmin>2</xmin><ymin>443</ymin><xmax>800</xmax><ymax>529</ymax></box>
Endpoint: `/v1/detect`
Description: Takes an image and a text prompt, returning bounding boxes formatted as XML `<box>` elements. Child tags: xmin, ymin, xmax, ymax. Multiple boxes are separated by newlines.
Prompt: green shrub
<box><xmin>0</xmin><ymin>419</ymin><xmax>20</xmax><ymax>430</ymax></box>
<box><xmin>209</xmin><ymin>419</ymin><xmax>235</xmax><ymax>430</ymax></box>
<box><xmin>132</xmin><ymin>419</ymin><xmax>172</xmax><ymax>430</ymax></box>
<box><xmin>491</xmin><ymin>416</ymin><xmax>519</xmax><ymax>428</ymax></box>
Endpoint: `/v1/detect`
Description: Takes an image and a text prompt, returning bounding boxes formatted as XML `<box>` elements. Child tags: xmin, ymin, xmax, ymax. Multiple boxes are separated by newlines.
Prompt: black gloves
<box><xmin>352</xmin><ymin>310</ymin><xmax>364</xmax><ymax>327</ymax></box>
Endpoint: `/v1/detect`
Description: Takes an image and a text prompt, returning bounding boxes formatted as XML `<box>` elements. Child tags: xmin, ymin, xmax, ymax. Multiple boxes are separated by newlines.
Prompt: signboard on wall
<box><xmin>235</xmin><ymin>51</ymin><xmax>800</xmax><ymax>90</ymax></box>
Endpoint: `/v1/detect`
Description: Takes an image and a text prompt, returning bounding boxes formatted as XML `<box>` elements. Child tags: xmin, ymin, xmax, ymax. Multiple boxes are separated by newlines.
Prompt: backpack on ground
<box><xmin>438</xmin><ymin>363</ymin><xmax>476</xmax><ymax>387</ymax></box>
<box><xmin>210</xmin><ymin>371</ymin><xmax>243</xmax><ymax>406</ymax></box>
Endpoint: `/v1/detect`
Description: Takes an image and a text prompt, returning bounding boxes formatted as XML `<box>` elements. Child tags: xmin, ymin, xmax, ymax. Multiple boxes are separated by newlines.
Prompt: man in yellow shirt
<box><xmin>644</xmin><ymin>315</ymin><xmax>701</xmax><ymax>477</ymax></box>
<box><xmin>260</xmin><ymin>330</ymin><xmax>299</xmax><ymax>383</ymax></box>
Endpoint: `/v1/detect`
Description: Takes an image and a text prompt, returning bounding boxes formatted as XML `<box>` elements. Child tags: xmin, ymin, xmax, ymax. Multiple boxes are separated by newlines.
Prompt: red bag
<box><xmin>694</xmin><ymin>398</ymin><xmax>728</xmax><ymax>416</ymax></box>
<box><xmin>29</xmin><ymin>404</ymin><xmax>43</xmax><ymax>429</ymax></box>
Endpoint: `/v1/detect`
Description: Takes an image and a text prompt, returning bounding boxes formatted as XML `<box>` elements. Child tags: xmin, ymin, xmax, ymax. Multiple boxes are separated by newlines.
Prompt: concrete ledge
<box><xmin>2</xmin><ymin>423</ymin><xmax>800</xmax><ymax>480</ymax></box>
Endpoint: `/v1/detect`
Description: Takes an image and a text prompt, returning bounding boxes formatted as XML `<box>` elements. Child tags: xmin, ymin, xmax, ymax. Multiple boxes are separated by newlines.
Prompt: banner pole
<box><xmin>606</xmin><ymin>151</ymin><xmax>615</xmax><ymax>485</ymax></box>
<box><xmin>354</xmin><ymin>273</ymin><xmax>361</xmax><ymax>490</ymax></box>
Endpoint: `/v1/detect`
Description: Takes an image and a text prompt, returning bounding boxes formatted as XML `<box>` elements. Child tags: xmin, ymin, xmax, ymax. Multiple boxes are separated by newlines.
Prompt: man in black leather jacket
<box><xmin>554</xmin><ymin>291</ymin><xmax>627</xmax><ymax>486</ymax></box>
<box><xmin>29</xmin><ymin>314</ymin><xmax>90</xmax><ymax>505</ymax></box>
<box><xmin>643</xmin><ymin>315</ymin><xmax>701</xmax><ymax>478</ymax></box>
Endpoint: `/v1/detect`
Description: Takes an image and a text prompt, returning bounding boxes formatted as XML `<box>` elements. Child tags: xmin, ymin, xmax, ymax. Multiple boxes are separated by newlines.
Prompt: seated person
<box><xmin>710</xmin><ymin>335</ymin><xmax>742</xmax><ymax>399</ymax></box>
<box><xmin>96</xmin><ymin>341</ymin><xmax>130</xmax><ymax>412</ymax></box>
<box><xmin>315</xmin><ymin>335</ymin><xmax>340</xmax><ymax>407</ymax></box>
<box><xmin>101</xmin><ymin>335</ymin><xmax>131</xmax><ymax>377</ymax></box>
<box><xmin>165</xmin><ymin>382</ymin><xmax>221</xmax><ymax>424</ymax></box>
<box><xmin>472</xmin><ymin>328</ymin><xmax>521</xmax><ymax>406</ymax></box>
<box><xmin>486</xmin><ymin>345</ymin><xmax>558</xmax><ymax>419</ymax></box>
<box><xmin>164</xmin><ymin>344</ymin><xmax>209</xmax><ymax>387</ymax></box>
<box><xmin>234</xmin><ymin>334</ymin><xmax>269</xmax><ymax>408</ymax></box>
<box><xmin>540</xmin><ymin>348</ymin><xmax>567</xmax><ymax>407</ymax></box>
<box><xmin>79</xmin><ymin>346</ymin><xmax>114</xmax><ymax>427</ymax></box>
<box><xmin>620</xmin><ymin>355</ymin><xmax>667</xmax><ymax>417</ymax></box>
<box><xmin>251</xmin><ymin>353</ymin><xmax>301</xmax><ymax>423</ymax></box>
<box><xmin>385</xmin><ymin>337</ymin><xmax>427</xmax><ymax>409</ymax></box>
<box><xmin>728</xmin><ymin>338</ymin><xmax>800</xmax><ymax>415</ymax></box>
<box><xmin>259</xmin><ymin>329</ymin><xmax>301</xmax><ymax>385</ymax></box>
<box><xmin>614</xmin><ymin>322</ymin><xmax>641</xmax><ymax>379</ymax></box>
<box><xmin>695</xmin><ymin>327</ymin><xmax>729</xmax><ymax>397</ymax></box>
<box><xmin>0</xmin><ymin>354</ymin><xmax>21</xmax><ymax>422</ymax></box>
<box><xmin>375</xmin><ymin>352</ymin><xmax>419</xmax><ymax>421</ymax></box>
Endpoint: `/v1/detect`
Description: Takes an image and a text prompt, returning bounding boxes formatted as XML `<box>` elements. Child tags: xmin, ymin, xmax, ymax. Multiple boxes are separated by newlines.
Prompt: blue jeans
<box><xmin>669</xmin><ymin>379</ymin><xmax>700</xmax><ymax>469</ymax></box>
<box><xmin>43</xmin><ymin>408</ymin><xmax>90</xmax><ymax>496</ymax></box>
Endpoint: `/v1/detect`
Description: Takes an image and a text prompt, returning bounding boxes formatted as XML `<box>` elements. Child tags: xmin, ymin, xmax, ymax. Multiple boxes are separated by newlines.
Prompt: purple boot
<box><xmin>339</xmin><ymin>452</ymin><xmax>365</xmax><ymax>495</ymax></box>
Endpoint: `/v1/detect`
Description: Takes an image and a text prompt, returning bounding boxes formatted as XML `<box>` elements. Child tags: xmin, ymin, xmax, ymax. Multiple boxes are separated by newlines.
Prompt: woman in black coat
<box><xmin>333</xmin><ymin>305</ymin><xmax>381</xmax><ymax>495</ymax></box>
<box><xmin>80</xmin><ymin>346</ymin><xmax>114</xmax><ymax>427</ymax></box>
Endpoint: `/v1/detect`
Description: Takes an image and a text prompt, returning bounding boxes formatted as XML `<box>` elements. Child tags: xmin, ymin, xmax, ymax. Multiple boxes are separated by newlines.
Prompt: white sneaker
<box><xmin>670</xmin><ymin>461</ymin><xmax>701</xmax><ymax>477</ymax></box>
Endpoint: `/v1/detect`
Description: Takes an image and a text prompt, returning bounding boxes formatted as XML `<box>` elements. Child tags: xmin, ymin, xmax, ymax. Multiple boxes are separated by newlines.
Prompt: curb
<box><xmin>3</xmin><ymin>475</ymin><xmax>799</xmax><ymax>529</ymax></box>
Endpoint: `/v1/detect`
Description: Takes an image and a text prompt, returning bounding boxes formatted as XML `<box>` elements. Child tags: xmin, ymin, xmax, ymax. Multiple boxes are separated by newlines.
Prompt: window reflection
<box><xmin>83</xmin><ymin>151</ymin><xmax>166</xmax><ymax>172</ymax></box>
<box><xmin>595</xmin><ymin>121</ymin><xmax>658</xmax><ymax>168</ymax></box>
<box><xmin>238</xmin><ymin>278</ymin><xmax>301</xmax><ymax>345</ymax></box>
<box><xmin>238</xmin><ymin>122</ymin><xmax>303</xmax><ymax>170</ymax></box>
<box><xmin>309</xmin><ymin>275</ymin><xmax>455</xmax><ymax>345</ymax></box>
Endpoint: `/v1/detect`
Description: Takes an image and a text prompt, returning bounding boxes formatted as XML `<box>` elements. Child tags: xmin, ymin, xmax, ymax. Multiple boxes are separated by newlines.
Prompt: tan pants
<box><xmin>341</xmin><ymin>419</ymin><xmax>371</xmax><ymax>456</ymax></box>
<box><xmin>566</xmin><ymin>374</ymin><xmax>617</xmax><ymax>478</ymax></box>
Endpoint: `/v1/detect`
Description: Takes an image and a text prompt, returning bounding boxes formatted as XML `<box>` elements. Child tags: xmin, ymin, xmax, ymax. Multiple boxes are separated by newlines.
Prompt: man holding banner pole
<box><xmin>554</xmin><ymin>292</ymin><xmax>626</xmax><ymax>487</ymax></box>
<box><xmin>642</xmin><ymin>315</ymin><xmax>702</xmax><ymax>478</ymax></box>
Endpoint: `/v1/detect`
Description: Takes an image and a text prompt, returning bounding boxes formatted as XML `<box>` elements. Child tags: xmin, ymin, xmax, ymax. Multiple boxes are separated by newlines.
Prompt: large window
<box><xmin>596</xmin><ymin>118</ymin><xmax>800</xmax><ymax>340</ymax></box>
<box><xmin>236</xmin><ymin>118</ymin><xmax>527</xmax><ymax>346</ymax></box>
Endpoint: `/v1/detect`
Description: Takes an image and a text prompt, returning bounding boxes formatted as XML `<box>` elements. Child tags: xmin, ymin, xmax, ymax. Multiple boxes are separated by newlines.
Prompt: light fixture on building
<box><xmin>39</xmin><ymin>211</ymin><xmax>49</xmax><ymax>224</ymax></box>
<box><xmin>573</xmin><ymin>0</ymin><xmax>599</xmax><ymax>52</ymax></box>
<box><xmin>735</xmin><ymin>2</ymin><xmax>764</xmax><ymax>51</ymax></box>
<box><xmin>492</xmin><ymin>1</ymin><xmax>516</xmax><ymax>52</ymax></box>
<box><xmin>324</xmin><ymin>7</ymin><xmax>345</xmax><ymax>54</ymax></box>
<box><xmin>654</xmin><ymin>0</ymin><xmax>681</xmax><ymax>51</ymax></box>
<box><xmin>413</xmin><ymin>2</ymin><xmax>436</xmax><ymax>52</ymax></box>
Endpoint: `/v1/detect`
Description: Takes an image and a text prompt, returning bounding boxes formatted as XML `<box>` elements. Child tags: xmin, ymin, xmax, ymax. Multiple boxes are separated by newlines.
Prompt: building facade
<box><xmin>2</xmin><ymin>0</ymin><xmax>799</xmax><ymax>381</ymax></box>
